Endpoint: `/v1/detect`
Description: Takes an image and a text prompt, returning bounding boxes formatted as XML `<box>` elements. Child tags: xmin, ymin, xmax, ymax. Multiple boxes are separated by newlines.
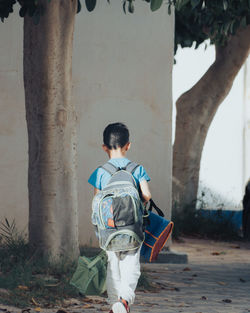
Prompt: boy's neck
<box><xmin>108</xmin><ymin>148</ymin><xmax>127</xmax><ymax>159</ymax></box>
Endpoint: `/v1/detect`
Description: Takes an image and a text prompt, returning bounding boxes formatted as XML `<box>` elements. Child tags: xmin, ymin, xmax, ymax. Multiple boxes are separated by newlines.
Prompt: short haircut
<box><xmin>103</xmin><ymin>122</ymin><xmax>129</xmax><ymax>149</ymax></box>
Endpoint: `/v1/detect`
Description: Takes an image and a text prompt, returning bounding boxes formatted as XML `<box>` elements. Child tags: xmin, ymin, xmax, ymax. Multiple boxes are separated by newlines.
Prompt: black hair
<box><xmin>103</xmin><ymin>122</ymin><xmax>129</xmax><ymax>150</ymax></box>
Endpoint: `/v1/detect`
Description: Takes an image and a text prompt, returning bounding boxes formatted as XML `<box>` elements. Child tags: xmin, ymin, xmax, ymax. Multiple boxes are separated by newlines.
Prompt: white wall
<box><xmin>0</xmin><ymin>13</ymin><xmax>28</xmax><ymax>230</ymax></box>
<box><xmin>0</xmin><ymin>3</ymin><xmax>174</xmax><ymax>246</ymax></box>
<box><xmin>73</xmin><ymin>1</ymin><xmax>174</xmax><ymax>245</ymax></box>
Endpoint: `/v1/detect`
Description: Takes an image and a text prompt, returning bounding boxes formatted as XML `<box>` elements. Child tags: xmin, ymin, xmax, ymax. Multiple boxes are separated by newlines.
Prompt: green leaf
<box><xmin>240</xmin><ymin>16</ymin><xmax>247</xmax><ymax>28</ymax></box>
<box><xmin>150</xmin><ymin>0</ymin><xmax>163</xmax><ymax>11</ymax></box>
<box><xmin>128</xmin><ymin>1</ymin><xmax>134</xmax><ymax>13</ymax></box>
<box><xmin>5</xmin><ymin>218</ymin><xmax>10</xmax><ymax>228</ymax></box>
<box><xmin>123</xmin><ymin>1</ymin><xmax>126</xmax><ymax>14</ymax></box>
<box><xmin>175</xmin><ymin>0</ymin><xmax>190</xmax><ymax>11</ymax></box>
<box><xmin>191</xmin><ymin>0</ymin><xmax>200</xmax><ymax>9</ymax></box>
<box><xmin>223</xmin><ymin>0</ymin><xmax>228</xmax><ymax>10</ymax></box>
<box><xmin>85</xmin><ymin>0</ymin><xmax>96</xmax><ymax>12</ymax></box>
<box><xmin>168</xmin><ymin>3</ymin><xmax>172</xmax><ymax>15</ymax></box>
<box><xmin>32</xmin><ymin>8</ymin><xmax>41</xmax><ymax>25</ymax></box>
<box><xmin>19</xmin><ymin>6</ymin><xmax>27</xmax><ymax>18</ymax></box>
<box><xmin>223</xmin><ymin>21</ymin><xmax>230</xmax><ymax>35</ymax></box>
<box><xmin>77</xmin><ymin>0</ymin><xmax>81</xmax><ymax>13</ymax></box>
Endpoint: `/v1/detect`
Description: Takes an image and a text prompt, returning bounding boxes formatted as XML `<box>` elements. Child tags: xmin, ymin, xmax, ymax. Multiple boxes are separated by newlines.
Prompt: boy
<box><xmin>88</xmin><ymin>122</ymin><xmax>151</xmax><ymax>313</ymax></box>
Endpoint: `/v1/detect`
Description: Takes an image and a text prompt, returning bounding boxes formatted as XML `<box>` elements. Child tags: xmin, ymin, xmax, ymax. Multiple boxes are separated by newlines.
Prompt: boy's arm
<box><xmin>94</xmin><ymin>188</ymin><xmax>100</xmax><ymax>195</ymax></box>
<box><xmin>139</xmin><ymin>180</ymin><xmax>151</xmax><ymax>204</ymax></box>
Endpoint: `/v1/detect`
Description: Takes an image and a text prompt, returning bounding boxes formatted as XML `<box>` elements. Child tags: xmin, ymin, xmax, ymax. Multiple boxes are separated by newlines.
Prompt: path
<box><xmin>1</xmin><ymin>237</ymin><xmax>250</xmax><ymax>313</ymax></box>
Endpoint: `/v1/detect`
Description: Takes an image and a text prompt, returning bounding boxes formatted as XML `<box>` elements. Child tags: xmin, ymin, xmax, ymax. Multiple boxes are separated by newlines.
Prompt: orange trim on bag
<box><xmin>149</xmin><ymin>222</ymin><xmax>174</xmax><ymax>262</ymax></box>
<box><xmin>145</xmin><ymin>229</ymin><xmax>158</xmax><ymax>240</ymax></box>
<box><xmin>143</xmin><ymin>242</ymin><xmax>153</xmax><ymax>249</ymax></box>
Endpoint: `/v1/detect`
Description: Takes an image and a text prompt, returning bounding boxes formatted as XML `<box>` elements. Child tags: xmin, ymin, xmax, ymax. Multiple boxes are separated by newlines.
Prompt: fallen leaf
<box><xmin>31</xmin><ymin>298</ymin><xmax>39</xmax><ymax>306</ymax></box>
<box><xmin>83</xmin><ymin>304</ymin><xmax>95</xmax><ymax>309</ymax></box>
<box><xmin>239</xmin><ymin>278</ymin><xmax>246</xmax><ymax>283</ymax></box>
<box><xmin>98</xmin><ymin>306</ymin><xmax>110</xmax><ymax>311</ymax></box>
<box><xmin>217</xmin><ymin>281</ymin><xmax>226</xmax><ymax>286</ymax></box>
<box><xmin>83</xmin><ymin>298</ymin><xmax>93</xmax><ymax>303</ymax></box>
<box><xmin>0</xmin><ymin>289</ymin><xmax>10</xmax><ymax>295</ymax></box>
<box><xmin>18</xmin><ymin>285</ymin><xmax>29</xmax><ymax>291</ymax></box>
<box><xmin>230</xmin><ymin>245</ymin><xmax>240</xmax><ymax>249</ymax></box>
<box><xmin>183</xmin><ymin>267</ymin><xmax>191</xmax><ymax>271</ymax></box>
<box><xmin>211</xmin><ymin>252</ymin><xmax>220</xmax><ymax>255</ymax></box>
<box><xmin>34</xmin><ymin>308</ymin><xmax>41</xmax><ymax>312</ymax></box>
<box><xmin>222</xmin><ymin>299</ymin><xmax>232</xmax><ymax>303</ymax></box>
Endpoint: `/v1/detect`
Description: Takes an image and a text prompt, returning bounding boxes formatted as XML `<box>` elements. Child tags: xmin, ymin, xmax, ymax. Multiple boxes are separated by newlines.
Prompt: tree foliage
<box><xmin>0</xmin><ymin>0</ymin><xmax>171</xmax><ymax>23</ymax></box>
<box><xmin>175</xmin><ymin>0</ymin><xmax>250</xmax><ymax>53</ymax></box>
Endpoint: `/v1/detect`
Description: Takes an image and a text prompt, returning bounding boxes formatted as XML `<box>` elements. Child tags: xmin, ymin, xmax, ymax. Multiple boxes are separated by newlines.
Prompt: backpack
<box><xmin>91</xmin><ymin>161</ymin><xmax>145</xmax><ymax>251</ymax></box>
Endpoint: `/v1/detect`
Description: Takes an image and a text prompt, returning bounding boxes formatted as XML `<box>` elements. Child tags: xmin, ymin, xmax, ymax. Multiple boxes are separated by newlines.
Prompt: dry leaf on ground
<box><xmin>217</xmin><ymin>281</ymin><xmax>226</xmax><ymax>286</ymax></box>
<box><xmin>17</xmin><ymin>285</ymin><xmax>28</xmax><ymax>291</ymax></box>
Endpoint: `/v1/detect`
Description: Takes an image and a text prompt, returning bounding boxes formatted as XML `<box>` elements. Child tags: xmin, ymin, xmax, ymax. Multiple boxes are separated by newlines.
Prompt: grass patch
<box><xmin>0</xmin><ymin>219</ymin><xmax>154</xmax><ymax>308</ymax></box>
<box><xmin>0</xmin><ymin>219</ymin><xmax>80</xmax><ymax>308</ymax></box>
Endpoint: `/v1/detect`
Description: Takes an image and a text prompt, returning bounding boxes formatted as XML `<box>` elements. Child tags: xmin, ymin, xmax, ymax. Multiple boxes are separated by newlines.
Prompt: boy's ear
<box><xmin>102</xmin><ymin>144</ymin><xmax>109</xmax><ymax>153</ymax></box>
<box><xmin>125</xmin><ymin>142</ymin><xmax>131</xmax><ymax>151</ymax></box>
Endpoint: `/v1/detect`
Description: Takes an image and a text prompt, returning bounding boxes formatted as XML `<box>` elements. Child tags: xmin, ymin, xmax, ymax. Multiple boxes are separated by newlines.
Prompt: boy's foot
<box><xmin>111</xmin><ymin>298</ymin><xmax>130</xmax><ymax>313</ymax></box>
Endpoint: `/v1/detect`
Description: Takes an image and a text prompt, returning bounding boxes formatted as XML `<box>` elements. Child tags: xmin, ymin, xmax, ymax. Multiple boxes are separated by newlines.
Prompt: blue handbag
<box><xmin>141</xmin><ymin>200</ymin><xmax>174</xmax><ymax>262</ymax></box>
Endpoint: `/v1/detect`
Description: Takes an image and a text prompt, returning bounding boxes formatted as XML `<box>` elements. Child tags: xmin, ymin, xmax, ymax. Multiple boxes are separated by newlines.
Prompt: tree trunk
<box><xmin>173</xmin><ymin>26</ymin><xmax>250</xmax><ymax>212</ymax></box>
<box><xmin>23</xmin><ymin>0</ymin><xmax>79</xmax><ymax>261</ymax></box>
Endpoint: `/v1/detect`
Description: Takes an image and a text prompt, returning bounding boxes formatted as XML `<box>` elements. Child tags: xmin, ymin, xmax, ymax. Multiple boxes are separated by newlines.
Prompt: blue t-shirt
<box><xmin>88</xmin><ymin>157</ymin><xmax>150</xmax><ymax>190</ymax></box>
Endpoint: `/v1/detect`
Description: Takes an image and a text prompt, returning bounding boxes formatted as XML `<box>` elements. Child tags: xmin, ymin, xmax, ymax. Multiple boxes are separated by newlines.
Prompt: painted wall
<box><xmin>0</xmin><ymin>2</ymin><xmax>174</xmax><ymax>246</ymax></box>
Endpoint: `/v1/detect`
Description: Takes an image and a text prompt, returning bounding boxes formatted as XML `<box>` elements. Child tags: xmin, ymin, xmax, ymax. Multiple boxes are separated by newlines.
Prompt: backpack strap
<box><xmin>100</xmin><ymin>162</ymin><xmax>119</xmax><ymax>176</ymax></box>
<box><xmin>125</xmin><ymin>161</ymin><xmax>140</xmax><ymax>174</ymax></box>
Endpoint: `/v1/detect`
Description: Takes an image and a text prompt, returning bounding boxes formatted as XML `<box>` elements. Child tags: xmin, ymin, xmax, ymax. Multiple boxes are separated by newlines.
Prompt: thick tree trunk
<box><xmin>23</xmin><ymin>0</ymin><xmax>79</xmax><ymax>261</ymax></box>
<box><xmin>173</xmin><ymin>26</ymin><xmax>250</xmax><ymax>212</ymax></box>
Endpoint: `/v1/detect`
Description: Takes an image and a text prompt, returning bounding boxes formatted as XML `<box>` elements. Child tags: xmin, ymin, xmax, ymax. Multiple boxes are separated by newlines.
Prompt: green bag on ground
<box><xmin>70</xmin><ymin>250</ymin><xmax>107</xmax><ymax>295</ymax></box>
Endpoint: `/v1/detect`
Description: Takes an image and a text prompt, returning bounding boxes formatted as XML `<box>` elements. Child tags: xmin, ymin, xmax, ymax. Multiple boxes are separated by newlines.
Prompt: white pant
<box><xmin>106</xmin><ymin>248</ymin><xmax>141</xmax><ymax>305</ymax></box>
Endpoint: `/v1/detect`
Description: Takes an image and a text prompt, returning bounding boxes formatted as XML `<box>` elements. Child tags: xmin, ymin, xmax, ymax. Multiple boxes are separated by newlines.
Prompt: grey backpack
<box><xmin>91</xmin><ymin>161</ymin><xmax>145</xmax><ymax>251</ymax></box>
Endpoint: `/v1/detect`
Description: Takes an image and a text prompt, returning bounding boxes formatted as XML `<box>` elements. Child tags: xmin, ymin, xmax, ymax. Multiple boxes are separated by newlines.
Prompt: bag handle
<box><xmin>87</xmin><ymin>250</ymin><xmax>107</xmax><ymax>269</ymax></box>
<box><xmin>148</xmin><ymin>199</ymin><xmax>164</xmax><ymax>217</ymax></box>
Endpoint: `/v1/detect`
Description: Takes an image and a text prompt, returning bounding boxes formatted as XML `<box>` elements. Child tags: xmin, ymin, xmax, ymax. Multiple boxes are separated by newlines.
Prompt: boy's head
<box><xmin>103</xmin><ymin>122</ymin><xmax>130</xmax><ymax>150</ymax></box>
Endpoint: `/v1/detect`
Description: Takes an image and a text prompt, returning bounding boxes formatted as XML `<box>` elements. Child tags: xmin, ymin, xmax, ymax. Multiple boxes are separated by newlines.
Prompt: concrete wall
<box><xmin>243</xmin><ymin>56</ymin><xmax>250</xmax><ymax>188</ymax></box>
<box><xmin>0</xmin><ymin>2</ymin><xmax>174</xmax><ymax>246</ymax></box>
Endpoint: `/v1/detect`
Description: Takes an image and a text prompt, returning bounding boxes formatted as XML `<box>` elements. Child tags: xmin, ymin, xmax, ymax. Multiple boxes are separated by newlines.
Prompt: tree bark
<box><xmin>173</xmin><ymin>26</ymin><xmax>250</xmax><ymax>212</ymax></box>
<box><xmin>23</xmin><ymin>0</ymin><xmax>79</xmax><ymax>261</ymax></box>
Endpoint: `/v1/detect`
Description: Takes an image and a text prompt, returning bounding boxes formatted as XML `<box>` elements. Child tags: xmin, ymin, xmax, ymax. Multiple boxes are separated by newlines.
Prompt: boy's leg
<box><xmin>106</xmin><ymin>251</ymin><xmax>121</xmax><ymax>305</ymax></box>
<box><xmin>118</xmin><ymin>247</ymin><xmax>141</xmax><ymax>305</ymax></box>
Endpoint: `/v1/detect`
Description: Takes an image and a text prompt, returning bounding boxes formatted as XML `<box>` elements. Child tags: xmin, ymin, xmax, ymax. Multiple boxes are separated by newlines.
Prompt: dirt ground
<box><xmin>1</xmin><ymin>237</ymin><xmax>250</xmax><ymax>313</ymax></box>
<box><xmin>172</xmin><ymin>236</ymin><xmax>250</xmax><ymax>264</ymax></box>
